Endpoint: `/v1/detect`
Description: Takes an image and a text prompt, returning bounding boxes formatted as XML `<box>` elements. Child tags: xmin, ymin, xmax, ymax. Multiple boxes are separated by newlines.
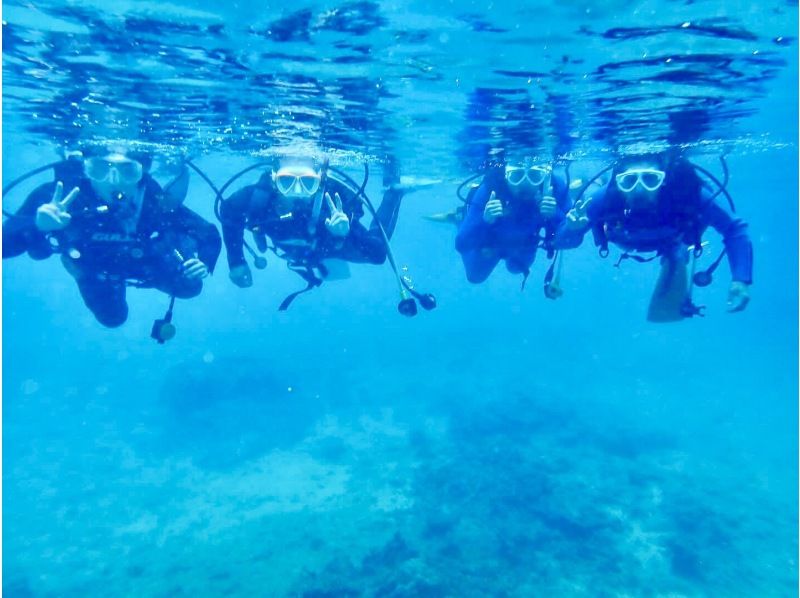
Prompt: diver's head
<box><xmin>272</xmin><ymin>157</ymin><xmax>323</xmax><ymax>202</ymax></box>
<box><xmin>83</xmin><ymin>148</ymin><xmax>147</xmax><ymax>204</ymax></box>
<box><xmin>613</xmin><ymin>155</ymin><xmax>666</xmax><ymax>211</ymax></box>
<box><xmin>504</xmin><ymin>159</ymin><xmax>551</xmax><ymax>200</ymax></box>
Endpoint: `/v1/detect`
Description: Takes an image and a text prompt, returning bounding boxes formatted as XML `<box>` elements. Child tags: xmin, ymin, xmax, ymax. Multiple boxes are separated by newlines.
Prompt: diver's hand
<box><xmin>182</xmin><ymin>258</ymin><xmax>209</xmax><ymax>280</ymax></box>
<box><xmin>727</xmin><ymin>281</ymin><xmax>750</xmax><ymax>312</ymax></box>
<box><xmin>229</xmin><ymin>264</ymin><xmax>253</xmax><ymax>288</ymax></box>
<box><xmin>35</xmin><ymin>182</ymin><xmax>79</xmax><ymax>232</ymax></box>
<box><xmin>540</xmin><ymin>195</ymin><xmax>558</xmax><ymax>219</ymax></box>
<box><xmin>483</xmin><ymin>192</ymin><xmax>504</xmax><ymax>224</ymax></box>
<box><xmin>564</xmin><ymin>197</ymin><xmax>592</xmax><ymax>231</ymax></box>
<box><xmin>324</xmin><ymin>192</ymin><xmax>350</xmax><ymax>238</ymax></box>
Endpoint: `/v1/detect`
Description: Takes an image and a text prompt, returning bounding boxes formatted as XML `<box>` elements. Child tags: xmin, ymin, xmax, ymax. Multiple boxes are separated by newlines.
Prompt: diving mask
<box><xmin>505</xmin><ymin>164</ymin><xmax>551</xmax><ymax>187</ymax></box>
<box><xmin>84</xmin><ymin>154</ymin><xmax>144</xmax><ymax>186</ymax></box>
<box><xmin>615</xmin><ymin>168</ymin><xmax>665</xmax><ymax>193</ymax></box>
<box><xmin>273</xmin><ymin>166</ymin><xmax>322</xmax><ymax>198</ymax></box>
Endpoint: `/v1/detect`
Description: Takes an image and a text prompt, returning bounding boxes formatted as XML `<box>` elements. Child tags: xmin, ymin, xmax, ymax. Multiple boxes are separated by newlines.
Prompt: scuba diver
<box><xmin>3</xmin><ymin>146</ymin><xmax>222</xmax><ymax>333</ymax></box>
<box><xmin>556</xmin><ymin>151</ymin><xmax>752</xmax><ymax>321</ymax></box>
<box><xmin>216</xmin><ymin>155</ymin><xmax>435</xmax><ymax>314</ymax></box>
<box><xmin>454</xmin><ymin>158</ymin><xmax>572</xmax><ymax>294</ymax></box>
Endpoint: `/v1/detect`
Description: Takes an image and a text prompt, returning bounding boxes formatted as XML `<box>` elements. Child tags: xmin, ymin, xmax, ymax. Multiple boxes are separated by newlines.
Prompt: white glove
<box><xmin>324</xmin><ymin>192</ymin><xmax>350</xmax><ymax>238</ymax></box>
<box><xmin>483</xmin><ymin>191</ymin><xmax>504</xmax><ymax>224</ymax></box>
<box><xmin>35</xmin><ymin>182</ymin><xmax>79</xmax><ymax>232</ymax></box>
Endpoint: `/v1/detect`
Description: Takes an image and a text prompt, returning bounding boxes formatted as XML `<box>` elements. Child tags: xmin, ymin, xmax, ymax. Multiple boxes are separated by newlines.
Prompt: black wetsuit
<box><xmin>220</xmin><ymin>171</ymin><xmax>403</xmax><ymax>273</ymax></box>
<box><xmin>3</xmin><ymin>174</ymin><xmax>221</xmax><ymax>327</ymax></box>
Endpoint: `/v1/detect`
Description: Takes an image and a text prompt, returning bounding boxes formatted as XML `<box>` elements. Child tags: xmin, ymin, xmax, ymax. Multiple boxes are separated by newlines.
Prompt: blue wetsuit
<box><xmin>555</xmin><ymin>175</ymin><xmax>753</xmax><ymax>284</ymax></box>
<box><xmin>455</xmin><ymin>167</ymin><xmax>572</xmax><ymax>283</ymax></box>
<box><xmin>3</xmin><ymin>174</ymin><xmax>221</xmax><ymax>327</ymax></box>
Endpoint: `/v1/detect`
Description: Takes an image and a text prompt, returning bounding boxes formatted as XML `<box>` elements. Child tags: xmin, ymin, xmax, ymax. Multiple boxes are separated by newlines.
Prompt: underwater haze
<box><xmin>2</xmin><ymin>0</ymin><xmax>798</xmax><ymax>596</ymax></box>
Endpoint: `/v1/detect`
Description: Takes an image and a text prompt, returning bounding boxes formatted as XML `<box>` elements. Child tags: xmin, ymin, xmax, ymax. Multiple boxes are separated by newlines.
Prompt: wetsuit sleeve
<box><xmin>219</xmin><ymin>186</ymin><xmax>251</xmax><ymax>270</ymax></box>
<box><xmin>174</xmin><ymin>206</ymin><xmax>222</xmax><ymax>274</ymax></box>
<box><xmin>325</xmin><ymin>219</ymin><xmax>386</xmax><ymax>264</ymax></box>
<box><xmin>701</xmin><ymin>191</ymin><xmax>753</xmax><ymax>284</ymax></box>
<box><xmin>455</xmin><ymin>180</ymin><xmax>492</xmax><ymax>253</ymax></box>
<box><xmin>2</xmin><ymin>182</ymin><xmax>57</xmax><ymax>260</ymax></box>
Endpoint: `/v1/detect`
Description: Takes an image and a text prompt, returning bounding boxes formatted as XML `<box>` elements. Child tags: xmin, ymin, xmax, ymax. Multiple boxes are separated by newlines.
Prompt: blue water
<box><xmin>3</xmin><ymin>1</ymin><xmax>798</xmax><ymax>596</ymax></box>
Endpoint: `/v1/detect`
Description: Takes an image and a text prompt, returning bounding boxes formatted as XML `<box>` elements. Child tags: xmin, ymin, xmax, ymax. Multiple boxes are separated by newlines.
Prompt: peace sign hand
<box><xmin>35</xmin><ymin>181</ymin><xmax>80</xmax><ymax>232</ymax></box>
<box><xmin>565</xmin><ymin>197</ymin><xmax>593</xmax><ymax>231</ymax></box>
<box><xmin>324</xmin><ymin>192</ymin><xmax>350</xmax><ymax>238</ymax></box>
